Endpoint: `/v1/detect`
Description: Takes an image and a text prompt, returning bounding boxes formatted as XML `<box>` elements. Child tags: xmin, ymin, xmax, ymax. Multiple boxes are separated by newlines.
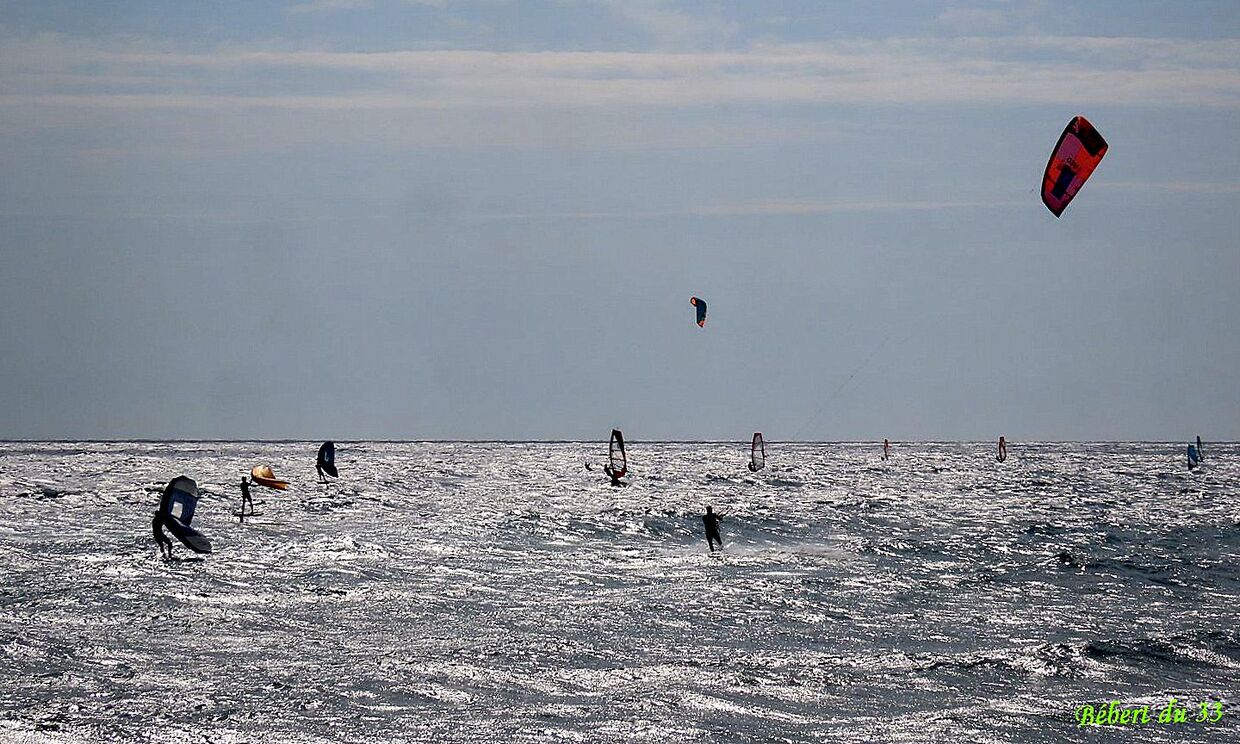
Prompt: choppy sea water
<box><xmin>0</xmin><ymin>441</ymin><xmax>1236</xmax><ymax>744</ymax></box>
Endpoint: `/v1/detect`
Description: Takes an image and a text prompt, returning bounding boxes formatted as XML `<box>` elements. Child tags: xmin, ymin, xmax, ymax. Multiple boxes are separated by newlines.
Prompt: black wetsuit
<box><xmin>152</xmin><ymin>514</ymin><xmax>173</xmax><ymax>558</ymax></box>
<box><xmin>703</xmin><ymin>510</ymin><xmax>723</xmax><ymax>551</ymax></box>
<box><xmin>239</xmin><ymin>479</ymin><xmax>254</xmax><ymax>516</ymax></box>
<box><xmin>604</xmin><ymin>465</ymin><xmax>627</xmax><ymax>487</ymax></box>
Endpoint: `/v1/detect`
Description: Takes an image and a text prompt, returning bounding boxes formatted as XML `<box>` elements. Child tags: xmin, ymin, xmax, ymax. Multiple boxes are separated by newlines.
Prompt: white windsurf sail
<box><xmin>749</xmin><ymin>432</ymin><xmax>765</xmax><ymax>471</ymax></box>
<box><xmin>609</xmin><ymin>429</ymin><xmax>627</xmax><ymax>478</ymax></box>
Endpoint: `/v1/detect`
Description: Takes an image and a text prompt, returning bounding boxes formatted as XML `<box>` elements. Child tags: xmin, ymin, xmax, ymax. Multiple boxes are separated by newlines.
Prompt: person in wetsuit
<box><xmin>152</xmin><ymin>513</ymin><xmax>173</xmax><ymax>559</ymax></box>
<box><xmin>238</xmin><ymin>477</ymin><xmax>255</xmax><ymax>519</ymax></box>
<box><xmin>702</xmin><ymin>505</ymin><xmax>723</xmax><ymax>551</ymax></box>
<box><xmin>603</xmin><ymin>464</ymin><xmax>627</xmax><ymax>487</ymax></box>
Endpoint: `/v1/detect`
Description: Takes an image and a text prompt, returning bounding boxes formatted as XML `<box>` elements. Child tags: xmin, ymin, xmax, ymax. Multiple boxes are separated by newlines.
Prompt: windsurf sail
<box><xmin>1041</xmin><ymin>115</ymin><xmax>1108</xmax><ymax>217</ymax></box>
<box><xmin>316</xmin><ymin>441</ymin><xmax>338</xmax><ymax>478</ymax></box>
<box><xmin>997</xmin><ymin>436</ymin><xmax>1008</xmax><ymax>463</ymax></box>
<box><xmin>1187</xmin><ymin>445</ymin><xmax>1199</xmax><ymax>469</ymax></box>
<box><xmin>690</xmin><ymin>296</ymin><xmax>707</xmax><ymax>327</ymax></box>
<box><xmin>883</xmin><ymin>438</ymin><xmax>890</xmax><ymax>461</ymax></box>
<box><xmin>157</xmin><ymin>476</ymin><xmax>212</xmax><ymax>554</ymax></box>
<box><xmin>748</xmin><ymin>432</ymin><xmax>765</xmax><ymax>472</ymax></box>
<box><xmin>608</xmin><ymin>429</ymin><xmax>627</xmax><ymax>478</ymax></box>
<box><xmin>1196</xmin><ymin>435</ymin><xmax>1204</xmax><ymax>461</ymax></box>
<box><xmin>250</xmin><ymin>465</ymin><xmax>290</xmax><ymax>490</ymax></box>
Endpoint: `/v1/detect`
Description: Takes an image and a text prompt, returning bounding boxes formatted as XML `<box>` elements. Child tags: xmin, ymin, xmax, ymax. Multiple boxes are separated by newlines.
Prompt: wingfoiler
<box><xmin>316</xmin><ymin>441</ymin><xmax>338</xmax><ymax>481</ymax></box>
<box><xmin>152</xmin><ymin>476</ymin><xmax>212</xmax><ymax>557</ymax></box>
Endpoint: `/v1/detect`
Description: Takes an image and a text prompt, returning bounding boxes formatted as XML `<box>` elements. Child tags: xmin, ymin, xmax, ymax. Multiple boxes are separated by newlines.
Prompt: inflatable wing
<box><xmin>158</xmin><ymin>476</ymin><xmax>212</xmax><ymax>553</ymax></box>
<box><xmin>250</xmin><ymin>465</ymin><xmax>290</xmax><ymax>490</ymax></box>
<box><xmin>1041</xmin><ymin>115</ymin><xmax>1108</xmax><ymax>217</ymax></box>
<box><xmin>690</xmin><ymin>296</ymin><xmax>707</xmax><ymax>327</ymax></box>
<box><xmin>317</xmin><ymin>441</ymin><xmax>338</xmax><ymax>478</ymax></box>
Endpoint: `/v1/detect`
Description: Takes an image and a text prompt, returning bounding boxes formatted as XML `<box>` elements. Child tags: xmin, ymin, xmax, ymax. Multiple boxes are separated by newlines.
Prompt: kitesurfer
<box><xmin>152</xmin><ymin>513</ymin><xmax>173</xmax><ymax>559</ymax></box>
<box><xmin>703</xmin><ymin>506</ymin><xmax>723</xmax><ymax>552</ymax></box>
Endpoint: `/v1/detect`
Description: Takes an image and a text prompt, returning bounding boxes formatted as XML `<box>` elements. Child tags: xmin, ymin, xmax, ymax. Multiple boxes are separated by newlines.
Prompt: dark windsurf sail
<box><xmin>158</xmin><ymin>476</ymin><xmax>212</xmax><ymax>554</ymax></box>
<box><xmin>1041</xmin><ymin>115</ymin><xmax>1108</xmax><ymax>217</ymax></box>
<box><xmin>997</xmin><ymin>436</ymin><xmax>1008</xmax><ymax>463</ymax></box>
<box><xmin>748</xmin><ymin>432</ymin><xmax>765</xmax><ymax>472</ymax></box>
<box><xmin>317</xmin><ymin>441</ymin><xmax>338</xmax><ymax>478</ymax></box>
<box><xmin>1187</xmin><ymin>445</ymin><xmax>1200</xmax><ymax>470</ymax></box>
<box><xmin>608</xmin><ymin>429</ymin><xmax>628</xmax><ymax>479</ymax></box>
<box><xmin>1196</xmin><ymin>435</ymin><xmax>1204</xmax><ymax>461</ymax></box>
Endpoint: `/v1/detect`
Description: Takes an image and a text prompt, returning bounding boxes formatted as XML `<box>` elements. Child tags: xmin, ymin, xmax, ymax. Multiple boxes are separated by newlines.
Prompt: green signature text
<box><xmin>1075</xmin><ymin>698</ymin><xmax>1224</xmax><ymax>727</ymax></box>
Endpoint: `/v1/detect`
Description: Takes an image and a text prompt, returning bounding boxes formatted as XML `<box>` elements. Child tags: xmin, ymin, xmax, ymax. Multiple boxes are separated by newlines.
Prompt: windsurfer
<box><xmin>603</xmin><ymin>464</ymin><xmax>627</xmax><ymax>487</ymax></box>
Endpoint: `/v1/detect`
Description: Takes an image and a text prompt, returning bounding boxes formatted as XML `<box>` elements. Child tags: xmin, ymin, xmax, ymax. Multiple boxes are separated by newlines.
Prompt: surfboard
<box><xmin>232</xmin><ymin>510</ymin><xmax>264</xmax><ymax>517</ymax></box>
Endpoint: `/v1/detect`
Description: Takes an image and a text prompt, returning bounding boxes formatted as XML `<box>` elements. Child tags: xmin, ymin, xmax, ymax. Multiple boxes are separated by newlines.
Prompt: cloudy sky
<box><xmin>1</xmin><ymin>1</ymin><xmax>1237</xmax><ymax>440</ymax></box>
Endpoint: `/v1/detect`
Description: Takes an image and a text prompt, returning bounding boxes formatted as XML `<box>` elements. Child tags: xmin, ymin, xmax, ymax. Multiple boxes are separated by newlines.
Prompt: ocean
<box><xmin>0</xmin><ymin>441</ymin><xmax>1236</xmax><ymax>743</ymax></box>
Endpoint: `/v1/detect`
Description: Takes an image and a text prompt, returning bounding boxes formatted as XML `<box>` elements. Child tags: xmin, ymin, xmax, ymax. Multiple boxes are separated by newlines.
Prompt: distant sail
<box><xmin>883</xmin><ymin>438</ymin><xmax>890</xmax><ymax>461</ymax></box>
<box><xmin>317</xmin><ymin>441</ymin><xmax>338</xmax><ymax>478</ymax></box>
<box><xmin>1196</xmin><ymin>435</ymin><xmax>1204</xmax><ymax>461</ymax></box>
<box><xmin>250</xmin><ymin>465</ymin><xmax>290</xmax><ymax>490</ymax></box>
<box><xmin>157</xmin><ymin>476</ymin><xmax>212</xmax><ymax>554</ymax></box>
<box><xmin>689</xmin><ymin>296</ymin><xmax>707</xmax><ymax>327</ymax></box>
<box><xmin>1187</xmin><ymin>445</ymin><xmax>1199</xmax><ymax>470</ymax></box>
<box><xmin>748</xmin><ymin>432</ymin><xmax>765</xmax><ymax>472</ymax></box>
<box><xmin>997</xmin><ymin>436</ymin><xmax>1008</xmax><ymax>463</ymax></box>
<box><xmin>1041</xmin><ymin>115</ymin><xmax>1108</xmax><ymax>217</ymax></box>
<box><xmin>609</xmin><ymin>429</ymin><xmax>628</xmax><ymax>478</ymax></box>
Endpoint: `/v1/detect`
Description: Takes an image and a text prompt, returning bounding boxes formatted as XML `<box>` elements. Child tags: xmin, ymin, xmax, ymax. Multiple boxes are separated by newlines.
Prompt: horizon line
<box><xmin>0</xmin><ymin>438</ymin><xmax>1221</xmax><ymax>445</ymax></box>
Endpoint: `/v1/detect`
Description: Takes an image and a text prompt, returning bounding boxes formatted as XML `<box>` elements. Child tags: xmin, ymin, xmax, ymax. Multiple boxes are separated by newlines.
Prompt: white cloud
<box><xmin>287</xmin><ymin>0</ymin><xmax>450</xmax><ymax>13</ymax></box>
<box><xmin>5</xmin><ymin>35</ymin><xmax>1237</xmax><ymax>107</ymax></box>
<box><xmin>1101</xmin><ymin>180</ymin><xmax>1240</xmax><ymax>195</ymax></box>
<box><xmin>1</xmin><ymin>34</ymin><xmax>1238</xmax><ymax>151</ymax></box>
<box><xmin>287</xmin><ymin>0</ymin><xmax>377</xmax><ymax>15</ymax></box>
<box><xmin>597</xmin><ymin>0</ymin><xmax>739</xmax><ymax>50</ymax></box>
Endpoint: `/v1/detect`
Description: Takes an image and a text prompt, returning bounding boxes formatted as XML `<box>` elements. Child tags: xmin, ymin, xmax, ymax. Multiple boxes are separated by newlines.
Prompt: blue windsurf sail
<box><xmin>1187</xmin><ymin>445</ymin><xmax>1199</xmax><ymax>469</ymax></box>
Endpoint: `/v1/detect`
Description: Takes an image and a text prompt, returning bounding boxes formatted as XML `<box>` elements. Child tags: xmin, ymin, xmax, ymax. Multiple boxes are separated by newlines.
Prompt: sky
<box><xmin>1</xmin><ymin>0</ymin><xmax>1238</xmax><ymax>441</ymax></box>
